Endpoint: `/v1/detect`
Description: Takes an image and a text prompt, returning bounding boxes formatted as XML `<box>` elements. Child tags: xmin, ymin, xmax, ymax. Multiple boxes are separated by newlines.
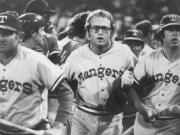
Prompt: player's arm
<box><xmin>44</xmin><ymin>79</ymin><xmax>74</xmax><ymax>135</ymax></box>
<box><xmin>36</xmin><ymin>55</ymin><xmax>74</xmax><ymax>135</ymax></box>
<box><xmin>125</xmin><ymin>60</ymin><xmax>158</xmax><ymax>122</ymax></box>
<box><xmin>44</xmin><ymin>34</ymin><xmax>61</xmax><ymax>65</ymax></box>
<box><xmin>126</xmin><ymin>83</ymin><xmax>157</xmax><ymax>122</ymax></box>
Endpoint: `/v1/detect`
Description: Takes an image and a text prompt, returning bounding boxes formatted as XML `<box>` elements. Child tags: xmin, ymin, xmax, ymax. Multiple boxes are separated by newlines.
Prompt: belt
<box><xmin>155</xmin><ymin>115</ymin><xmax>180</xmax><ymax>120</ymax></box>
<box><xmin>77</xmin><ymin>105</ymin><xmax>111</xmax><ymax>116</ymax></box>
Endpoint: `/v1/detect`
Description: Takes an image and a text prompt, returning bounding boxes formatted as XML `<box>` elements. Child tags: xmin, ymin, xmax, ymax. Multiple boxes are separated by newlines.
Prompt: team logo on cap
<box><xmin>169</xmin><ymin>15</ymin><xmax>176</xmax><ymax>22</ymax></box>
<box><xmin>132</xmin><ymin>29</ymin><xmax>138</xmax><ymax>36</ymax></box>
<box><xmin>0</xmin><ymin>15</ymin><xmax>7</xmax><ymax>23</ymax></box>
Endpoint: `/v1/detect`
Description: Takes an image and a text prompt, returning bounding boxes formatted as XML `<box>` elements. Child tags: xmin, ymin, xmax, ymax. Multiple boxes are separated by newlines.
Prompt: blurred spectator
<box><xmin>118</xmin><ymin>15</ymin><xmax>134</xmax><ymax>40</ymax></box>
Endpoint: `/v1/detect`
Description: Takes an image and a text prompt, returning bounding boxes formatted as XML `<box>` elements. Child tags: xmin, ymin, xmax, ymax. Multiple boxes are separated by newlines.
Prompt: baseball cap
<box><xmin>160</xmin><ymin>14</ymin><xmax>180</xmax><ymax>30</ymax></box>
<box><xmin>135</xmin><ymin>20</ymin><xmax>152</xmax><ymax>37</ymax></box>
<box><xmin>124</xmin><ymin>29</ymin><xmax>144</xmax><ymax>42</ymax></box>
<box><xmin>24</xmin><ymin>0</ymin><xmax>56</xmax><ymax>15</ymax></box>
<box><xmin>0</xmin><ymin>11</ymin><xmax>22</xmax><ymax>32</ymax></box>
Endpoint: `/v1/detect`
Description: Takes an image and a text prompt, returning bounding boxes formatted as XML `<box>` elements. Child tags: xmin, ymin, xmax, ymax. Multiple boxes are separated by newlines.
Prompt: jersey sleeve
<box><xmin>133</xmin><ymin>58</ymin><xmax>148</xmax><ymax>81</ymax></box>
<box><xmin>63</xmin><ymin>53</ymin><xmax>76</xmax><ymax>81</ymax></box>
<box><xmin>36</xmin><ymin>55</ymin><xmax>64</xmax><ymax>91</ymax></box>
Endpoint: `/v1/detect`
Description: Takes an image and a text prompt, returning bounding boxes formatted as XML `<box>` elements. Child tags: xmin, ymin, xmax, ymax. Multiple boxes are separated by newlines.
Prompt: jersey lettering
<box><xmin>78</xmin><ymin>67</ymin><xmax>123</xmax><ymax>84</ymax></box>
<box><xmin>155</xmin><ymin>72</ymin><xmax>180</xmax><ymax>86</ymax></box>
<box><xmin>0</xmin><ymin>15</ymin><xmax>7</xmax><ymax>23</ymax></box>
<box><xmin>0</xmin><ymin>79</ymin><xmax>33</xmax><ymax>95</ymax></box>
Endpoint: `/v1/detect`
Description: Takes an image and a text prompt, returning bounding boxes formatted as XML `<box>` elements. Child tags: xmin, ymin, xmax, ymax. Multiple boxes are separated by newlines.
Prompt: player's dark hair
<box><xmin>67</xmin><ymin>11</ymin><xmax>90</xmax><ymax>39</ymax></box>
<box><xmin>135</xmin><ymin>20</ymin><xmax>152</xmax><ymax>38</ymax></box>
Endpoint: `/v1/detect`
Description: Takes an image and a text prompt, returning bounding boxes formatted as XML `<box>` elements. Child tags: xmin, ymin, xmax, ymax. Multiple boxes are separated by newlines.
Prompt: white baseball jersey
<box><xmin>133</xmin><ymin>49</ymin><xmax>180</xmax><ymax>135</ymax></box>
<box><xmin>63</xmin><ymin>41</ymin><xmax>137</xmax><ymax>108</ymax></box>
<box><xmin>139</xmin><ymin>44</ymin><xmax>154</xmax><ymax>61</ymax></box>
<box><xmin>0</xmin><ymin>46</ymin><xmax>64</xmax><ymax>129</ymax></box>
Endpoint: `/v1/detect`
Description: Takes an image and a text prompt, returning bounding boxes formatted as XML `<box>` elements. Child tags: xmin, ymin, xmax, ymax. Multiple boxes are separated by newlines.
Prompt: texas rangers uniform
<box><xmin>133</xmin><ymin>49</ymin><xmax>180</xmax><ymax>135</ymax></box>
<box><xmin>63</xmin><ymin>41</ymin><xmax>137</xmax><ymax>135</ymax></box>
<box><xmin>0</xmin><ymin>46</ymin><xmax>64</xmax><ymax>134</ymax></box>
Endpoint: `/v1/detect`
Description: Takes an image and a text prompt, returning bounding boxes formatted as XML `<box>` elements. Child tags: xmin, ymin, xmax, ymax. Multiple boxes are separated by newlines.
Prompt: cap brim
<box><xmin>124</xmin><ymin>37</ymin><xmax>143</xmax><ymax>42</ymax></box>
<box><xmin>161</xmin><ymin>23</ymin><xmax>180</xmax><ymax>29</ymax></box>
<box><xmin>0</xmin><ymin>25</ymin><xmax>17</xmax><ymax>32</ymax></box>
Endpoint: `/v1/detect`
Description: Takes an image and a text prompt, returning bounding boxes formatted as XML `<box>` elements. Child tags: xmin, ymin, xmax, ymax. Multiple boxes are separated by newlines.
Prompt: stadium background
<box><xmin>0</xmin><ymin>0</ymin><xmax>180</xmax><ymax>39</ymax></box>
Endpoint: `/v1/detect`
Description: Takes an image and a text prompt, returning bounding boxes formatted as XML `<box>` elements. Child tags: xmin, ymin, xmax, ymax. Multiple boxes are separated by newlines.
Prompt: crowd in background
<box><xmin>0</xmin><ymin>0</ymin><xmax>180</xmax><ymax>35</ymax></box>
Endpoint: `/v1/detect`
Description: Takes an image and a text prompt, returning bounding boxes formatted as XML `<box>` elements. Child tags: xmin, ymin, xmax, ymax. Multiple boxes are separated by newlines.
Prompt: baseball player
<box><xmin>24</xmin><ymin>0</ymin><xmax>56</xmax><ymax>34</ymax></box>
<box><xmin>123</xmin><ymin>28</ymin><xmax>144</xmax><ymax>58</ymax></box>
<box><xmin>0</xmin><ymin>11</ymin><xmax>73</xmax><ymax>135</ymax></box>
<box><xmin>58</xmin><ymin>11</ymin><xmax>89</xmax><ymax>66</ymax></box>
<box><xmin>24</xmin><ymin>0</ymin><xmax>61</xmax><ymax>65</ymax></box>
<box><xmin>122</xmin><ymin>28</ymin><xmax>144</xmax><ymax>133</ymax></box>
<box><xmin>19</xmin><ymin>13</ymin><xmax>49</xmax><ymax>55</ymax></box>
<box><xmin>63</xmin><ymin>9</ymin><xmax>137</xmax><ymax>135</ymax></box>
<box><xmin>127</xmin><ymin>14</ymin><xmax>180</xmax><ymax>135</ymax></box>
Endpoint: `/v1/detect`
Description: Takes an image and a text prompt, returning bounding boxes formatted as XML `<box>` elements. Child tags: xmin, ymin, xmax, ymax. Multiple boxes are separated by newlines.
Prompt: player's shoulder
<box><xmin>140</xmin><ymin>48</ymin><xmax>163</xmax><ymax>63</ymax></box>
<box><xmin>147</xmin><ymin>48</ymin><xmax>163</xmax><ymax>59</ymax></box>
<box><xmin>111</xmin><ymin>41</ymin><xmax>133</xmax><ymax>54</ymax></box>
<box><xmin>68</xmin><ymin>44</ymin><xmax>87</xmax><ymax>57</ymax></box>
<box><xmin>19</xmin><ymin>46</ymin><xmax>48</xmax><ymax>61</ymax></box>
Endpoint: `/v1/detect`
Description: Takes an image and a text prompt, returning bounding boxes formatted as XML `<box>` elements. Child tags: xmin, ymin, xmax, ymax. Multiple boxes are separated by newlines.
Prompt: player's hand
<box><xmin>138</xmin><ymin>104</ymin><xmax>158</xmax><ymax>122</ymax></box>
<box><xmin>121</xmin><ymin>70</ymin><xmax>134</xmax><ymax>88</ymax></box>
<box><xmin>43</xmin><ymin>123</ymin><xmax>67</xmax><ymax>135</ymax></box>
<box><xmin>159</xmin><ymin>105</ymin><xmax>180</xmax><ymax>116</ymax></box>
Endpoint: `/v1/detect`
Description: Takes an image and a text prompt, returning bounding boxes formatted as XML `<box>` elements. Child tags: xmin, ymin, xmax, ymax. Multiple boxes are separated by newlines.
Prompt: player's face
<box><xmin>125</xmin><ymin>40</ymin><xmax>144</xmax><ymax>57</ymax></box>
<box><xmin>88</xmin><ymin>16</ymin><xmax>112</xmax><ymax>48</ymax></box>
<box><xmin>0</xmin><ymin>29</ymin><xmax>19</xmax><ymax>53</ymax></box>
<box><xmin>163</xmin><ymin>26</ymin><xmax>180</xmax><ymax>48</ymax></box>
<box><xmin>32</xmin><ymin>27</ymin><xmax>45</xmax><ymax>45</ymax></box>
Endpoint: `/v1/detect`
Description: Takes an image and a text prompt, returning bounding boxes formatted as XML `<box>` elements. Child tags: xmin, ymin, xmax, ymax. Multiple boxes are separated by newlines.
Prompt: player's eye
<box><xmin>0</xmin><ymin>29</ymin><xmax>15</xmax><ymax>37</ymax></box>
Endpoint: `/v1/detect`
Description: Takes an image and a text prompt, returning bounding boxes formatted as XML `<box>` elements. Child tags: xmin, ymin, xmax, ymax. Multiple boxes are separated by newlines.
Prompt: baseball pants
<box><xmin>71</xmin><ymin>107</ymin><xmax>123</xmax><ymax>135</ymax></box>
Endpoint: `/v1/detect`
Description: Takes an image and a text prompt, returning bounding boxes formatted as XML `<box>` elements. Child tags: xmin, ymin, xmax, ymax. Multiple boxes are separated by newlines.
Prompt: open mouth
<box><xmin>97</xmin><ymin>37</ymin><xmax>104</xmax><ymax>41</ymax></box>
<box><xmin>171</xmin><ymin>38</ymin><xmax>179</xmax><ymax>43</ymax></box>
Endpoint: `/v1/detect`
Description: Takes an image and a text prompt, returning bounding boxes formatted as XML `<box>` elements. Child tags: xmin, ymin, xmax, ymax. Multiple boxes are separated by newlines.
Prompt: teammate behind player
<box><xmin>19</xmin><ymin>13</ymin><xmax>49</xmax><ymax>55</ymax></box>
<box><xmin>58</xmin><ymin>11</ymin><xmax>89</xmax><ymax>66</ymax></box>
<box><xmin>24</xmin><ymin>0</ymin><xmax>60</xmax><ymax>65</ymax></box>
<box><xmin>126</xmin><ymin>14</ymin><xmax>180</xmax><ymax>135</ymax></box>
<box><xmin>121</xmin><ymin>28</ymin><xmax>144</xmax><ymax>134</ymax></box>
<box><xmin>0</xmin><ymin>11</ymin><xmax>73</xmax><ymax>135</ymax></box>
<box><xmin>24</xmin><ymin>0</ymin><xmax>56</xmax><ymax>34</ymax></box>
<box><xmin>123</xmin><ymin>29</ymin><xmax>144</xmax><ymax>58</ymax></box>
<box><xmin>63</xmin><ymin>9</ymin><xmax>137</xmax><ymax>135</ymax></box>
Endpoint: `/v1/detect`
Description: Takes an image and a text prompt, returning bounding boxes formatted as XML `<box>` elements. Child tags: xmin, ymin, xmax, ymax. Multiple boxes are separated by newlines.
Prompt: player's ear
<box><xmin>18</xmin><ymin>32</ymin><xmax>24</xmax><ymax>41</ymax></box>
<box><xmin>86</xmin><ymin>30</ymin><xmax>91</xmax><ymax>40</ymax></box>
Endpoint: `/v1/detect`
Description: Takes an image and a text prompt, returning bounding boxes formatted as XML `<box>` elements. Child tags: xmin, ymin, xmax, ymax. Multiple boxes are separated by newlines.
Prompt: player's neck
<box><xmin>0</xmin><ymin>47</ymin><xmax>19</xmax><ymax>66</ymax></box>
<box><xmin>163</xmin><ymin>47</ymin><xmax>180</xmax><ymax>62</ymax></box>
<box><xmin>89</xmin><ymin>41</ymin><xmax>112</xmax><ymax>55</ymax></box>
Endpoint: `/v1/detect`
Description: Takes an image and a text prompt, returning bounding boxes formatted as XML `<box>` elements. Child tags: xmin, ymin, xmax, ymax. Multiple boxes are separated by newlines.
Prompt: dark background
<box><xmin>1</xmin><ymin>0</ymin><xmax>180</xmax><ymax>37</ymax></box>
